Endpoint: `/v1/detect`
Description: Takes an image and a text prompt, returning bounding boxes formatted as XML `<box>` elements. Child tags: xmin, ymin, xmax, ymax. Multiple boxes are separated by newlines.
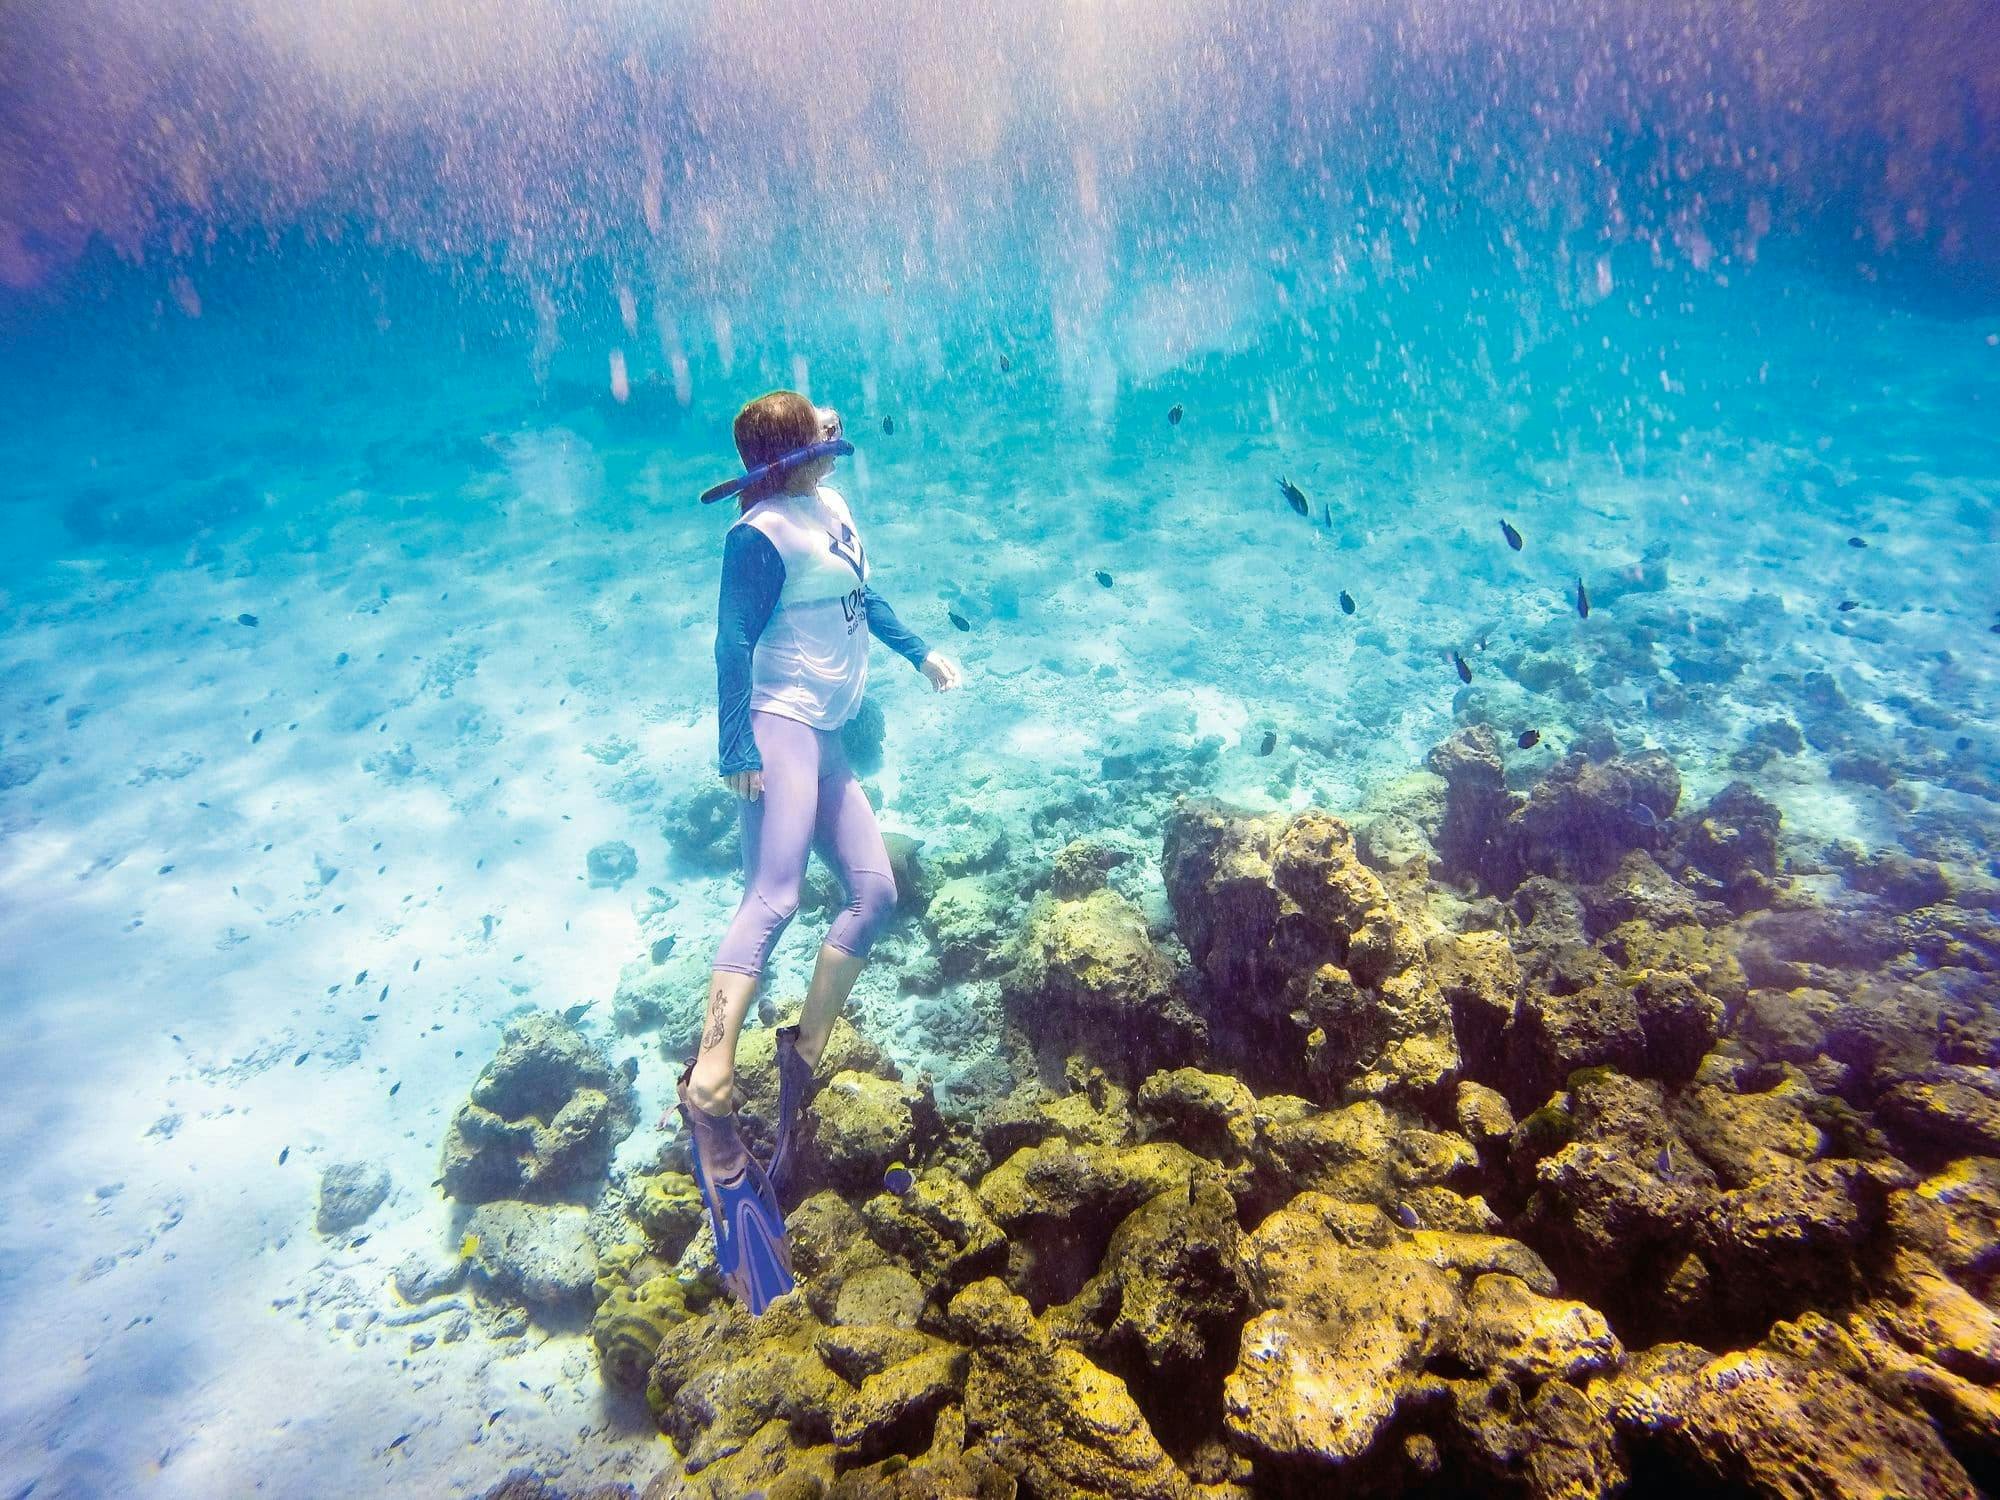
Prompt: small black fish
<box><xmin>947</xmin><ymin>609</ymin><xmax>971</xmax><ymax>631</ymax></box>
<box><xmin>1393</xmin><ymin>1202</ymin><xmax>1420</xmax><ymax>1229</ymax></box>
<box><xmin>1277</xmin><ymin>476</ymin><xmax>1309</xmax><ymax>518</ymax></box>
<box><xmin>1575</xmin><ymin>577</ymin><xmax>1590</xmax><ymax>619</ymax></box>
<box><xmin>1837</xmin><ymin>600</ymin><xmax>1858</xmax><ymax>612</ymax></box>
<box><xmin>278</xmin><ymin>1147</ymin><xmax>289</xmax><ymax>1165</ymax></box>
<box><xmin>1167</xmin><ymin>403</ymin><xmax>1183</xmax><ymax>425</ymax></box>
<box><xmin>389</xmin><ymin>1081</ymin><xmax>401</xmax><ymax>1097</ymax></box>
<box><xmin>251</xmin><ymin>728</ymin><xmax>263</xmax><ymax>744</ymax></box>
<box><xmin>1847</xmin><ymin>536</ymin><xmax>1867</xmax><ymax>549</ymax></box>
<box><xmin>237</xmin><ymin>613</ymin><xmax>259</xmax><ymax>627</ymax></box>
<box><xmin>561</xmin><ymin>1001</ymin><xmax>594</xmax><ymax>1025</ymax></box>
<box><xmin>1517</xmin><ymin>729</ymin><xmax>1540</xmax><ymax>749</ymax></box>
<box><xmin>1655</xmin><ymin>1145</ymin><xmax>1673</xmax><ymax>1176</ymax></box>
<box><xmin>881</xmin><ymin>416</ymin><xmax>895</xmax><ymax>435</ymax></box>
<box><xmin>1339</xmin><ymin>590</ymin><xmax>1355</xmax><ymax>615</ymax></box>
<box><xmin>361</xmin><ymin>1013</ymin><xmax>378</xmax><ymax>1021</ymax></box>
<box><xmin>387</xmin><ymin>1434</ymin><xmax>409</xmax><ymax>1451</ymax></box>
<box><xmin>1991</xmin><ymin>623</ymin><xmax>2000</xmax><ymax>635</ymax></box>
<box><xmin>294</xmin><ymin>1051</ymin><xmax>310</xmax><ymax>1067</ymax></box>
<box><xmin>1499</xmin><ymin>519</ymin><xmax>1523</xmax><ymax>551</ymax></box>
<box><xmin>1453</xmin><ymin>652</ymin><xmax>1472</xmax><ymax>684</ymax></box>
<box><xmin>1258</xmin><ymin>730</ymin><xmax>1276</xmax><ymax>756</ymax></box>
<box><xmin>350</xmin><ymin>1234</ymin><xmax>369</xmax><ymax>1247</ymax></box>
<box><xmin>1093</xmin><ymin>570</ymin><xmax>1113</xmax><ymax>588</ymax></box>
<box><xmin>650</xmin><ymin>934</ymin><xmax>677</xmax><ymax>964</ymax></box>
<box><xmin>998</xmin><ymin>354</ymin><xmax>1012</xmax><ymax>373</ymax></box>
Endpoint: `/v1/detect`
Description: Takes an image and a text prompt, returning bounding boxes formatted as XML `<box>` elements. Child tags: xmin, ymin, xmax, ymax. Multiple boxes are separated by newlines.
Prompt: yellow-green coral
<box><xmin>592</xmin><ymin>1272</ymin><xmax>701</xmax><ymax>1392</ymax></box>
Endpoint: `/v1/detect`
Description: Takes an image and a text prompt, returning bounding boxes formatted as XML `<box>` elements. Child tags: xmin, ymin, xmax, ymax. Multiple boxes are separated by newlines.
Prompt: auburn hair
<box><xmin>732</xmin><ymin>390</ymin><xmax>821</xmax><ymax>509</ymax></box>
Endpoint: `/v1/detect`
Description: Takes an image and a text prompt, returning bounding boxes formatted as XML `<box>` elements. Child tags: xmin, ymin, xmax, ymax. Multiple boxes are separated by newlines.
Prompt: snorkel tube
<box><xmin>701</xmin><ymin>404</ymin><xmax>852</xmax><ymax>506</ymax></box>
<box><xmin>699</xmin><ymin>437</ymin><xmax>855</xmax><ymax>505</ymax></box>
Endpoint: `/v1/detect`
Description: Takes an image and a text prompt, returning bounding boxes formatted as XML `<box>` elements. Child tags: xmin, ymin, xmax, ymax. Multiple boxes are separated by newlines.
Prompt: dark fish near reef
<box><xmin>1655</xmin><ymin>1145</ymin><xmax>1674</xmax><ymax>1176</ymax></box>
<box><xmin>1093</xmin><ymin>570</ymin><xmax>1113</xmax><ymax>588</ymax></box>
<box><xmin>1339</xmin><ymin>590</ymin><xmax>1356</xmax><ymax>615</ymax></box>
<box><xmin>278</xmin><ymin>1147</ymin><xmax>289</xmax><ymax>1166</ymax></box>
<box><xmin>294</xmin><ymin>1051</ymin><xmax>310</xmax><ymax>1067</ymax></box>
<box><xmin>1453</xmin><ymin>652</ymin><xmax>1472</xmax><ymax>684</ymax></box>
<box><xmin>1499</xmin><ymin>519</ymin><xmax>1523</xmax><ymax>551</ymax></box>
<box><xmin>947</xmin><ymin>609</ymin><xmax>971</xmax><ymax>631</ymax></box>
<box><xmin>562</xmin><ymin>1001</ymin><xmax>593</xmax><ymax>1025</ymax></box>
<box><xmin>998</xmin><ymin>354</ymin><xmax>1012</xmax><ymax>373</ymax></box>
<box><xmin>1575</xmin><ymin>577</ymin><xmax>1590</xmax><ymax>619</ymax></box>
<box><xmin>1168</xmin><ymin>403</ymin><xmax>1183</xmax><ymax>425</ymax></box>
<box><xmin>1393</xmin><ymin>1202</ymin><xmax>1421</xmax><ymax>1229</ymax></box>
<box><xmin>881</xmin><ymin>416</ymin><xmax>895</xmax><ymax>435</ymax></box>
<box><xmin>1278</xmin><ymin>477</ymin><xmax>1309</xmax><ymax>517</ymax></box>
<box><xmin>1258</xmin><ymin>730</ymin><xmax>1277</xmax><ymax>756</ymax></box>
<box><xmin>882</xmin><ymin>1161</ymin><xmax>914</xmax><ymax>1195</ymax></box>
<box><xmin>1848</xmin><ymin>536</ymin><xmax>1868</xmax><ymax>548</ymax></box>
<box><xmin>650</xmin><ymin>934</ymin><xmax>677</xmax><ymax>963</ymax></box>
<box><xmin>1837</xmin><ymin>600</ymin><xmax>1859</xmax><ymax>612</ymax></box>
<box><xmin>237</xmin><ymin>613</ymin><xmax>259</xmax><ymax>627</ymax></box>
<box><xmin>1517</xmin><ymin>729</ymin><xmax>1540</xmax><ymax>749</ymax></box>
<box><xmin>389</xmin><ymin>1081</ymin><xmax>401</xmax><ymax>1097</ymax></box>
<box><xmin>350</xmin><ymin>1234</ymin><xmax>369</xmax><ymax>1247</ymax></box>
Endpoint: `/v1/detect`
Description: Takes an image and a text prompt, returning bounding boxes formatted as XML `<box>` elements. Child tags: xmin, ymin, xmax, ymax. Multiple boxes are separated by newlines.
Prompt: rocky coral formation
<box><xmin>446</xmin><ymin>728</ymin><xmax>2000</xmax><ymax>1500</ymax></box>
<box><xmin>441</xmin><ymin>1012</ymin><xmax>640</xmax><ymax>1204</ymax></box>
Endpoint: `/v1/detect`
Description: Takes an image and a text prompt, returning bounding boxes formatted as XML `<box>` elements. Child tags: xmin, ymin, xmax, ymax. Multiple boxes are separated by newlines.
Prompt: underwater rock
<box><xmin>1049</xmin><ymin>836</ymin><xmax>1133</xmax><ymax>898</ymax></box>
<box><xmin>315</xmin><ymin>1160</ymin><xmax>390</xmax><ymax>1237</ymax></box>
<box><xmin>592</xmin><ymin>1273</ymin><xmax>701</xmax><ymax>1391</ymax></box>
<box><xmin>586</xmin><ymin>839</ymin><xmax>638</xmax><ymax>890</ymax></box>
<box><xmin>1446</xmin><ymin>1375</ymin><xmax>1627</xmax><ymax>1500</ymax></box>
<box><xmin>803</xmin><ymin>1071</ymin><xmax>923</xmax><ymax>1193</ymax></box>
<box><xmin>1430</xmin><ymin>929</ymin><xmax>1521</xmax><ymax>1085</ymax></box>
<box><xmin>1427</xmin><ymin>726</ymin><xmax>1516</xmax><ymax>885</ymax></box>
<box><xmin>1224</xmin><ymin>1193</ymin><xmax>1460</xmax><ymax>1466</ymax></box>
<box><xmin>1456</xmin><ymin>1080</ymin><xmax>1518</xmax><ymax>1150</ymax></box>
<box><xmin>623</xmin><ymin>1170</ymin><xmax>706</xmax><ymax>1262</ymax></box>
<box><xmin>1134</xmin><ymin>1067</ymin><xmax>1260</xmax><ymax>1177</ymax></box>
<box><xmin>1047</xmin><ymin>1177</ymin><xmax>1249</xmax><ymax>1380</ymax></box>
<box><xmin>1669</xmin><ymin>781</ymin><xmax>1784</xmax><ymax>912</ymax></box>
<box><xmin>1350</xmin><ymin>770</ymin><xmax>1448</xmax><ymax>878</ymax></box>
<box><xmin>466</xmin><ymin>1200</ymin><xmax>600</xmax><ymax>1316</ymax></box>
<box><xmin>1001</xmin><ymin>886</ymin><xmax>1204</xmax><ymax>1081</ymax></box>
<box><xmin>1163</xmin><ymin>800</ymin><xmax>1459</xmax><ymax>1104</ymax></box>
<box><xmin>1599</xmin><ymin>1343</ymin><xmax>1976</xmax><ymax>1498</ymax></box>
<box><xmin>1876</xmin><ymin>1067</ymin><xmax>2000</xmax><ymax>1163</ymax></box>
<box><xmin>949</xmin><ymin>1277</ymin><xmax>1191</xmax><ymax>1500</ymax></box>
<box><xmin>662</xmin><ymin>784</ymin><xmax>740</xmax><ymax>871</ymax></box>
<box><xmin>859</xmin><ymin>1168</ymin><xmax>1009</xmax><ymax>1293</ymax></box>
<box><xmin>822</xmin><ymin>1407</ymin><xmax>1017</xmax><ymax>1498</ymax></box>
<box><xmin>608</xmin><ymin>947</ymin><xmax>705</xmax><ymax>1038</ymax></box>
<box><xmin>921</xmin><ymin>874</ymin><xmax>1011</xmax><ymax>978</ymax></box>
<box><xmin>440</xmin><ymin>1013</ymin><xmax>640</xmax><ymax>1204</ymax></box>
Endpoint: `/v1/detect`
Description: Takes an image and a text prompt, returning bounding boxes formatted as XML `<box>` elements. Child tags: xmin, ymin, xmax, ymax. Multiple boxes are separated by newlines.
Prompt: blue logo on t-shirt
<box><xmin>827</xmin><ymin>524</ymin><xmax>865</xmax><ymax>580</ymax></box>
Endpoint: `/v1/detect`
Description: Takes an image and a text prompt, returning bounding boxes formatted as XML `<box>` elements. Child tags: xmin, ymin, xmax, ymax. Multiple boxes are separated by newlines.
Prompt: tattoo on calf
<box><xmin>700</xmin><ymin>984</ymin><xmax>727</xmax><ymax>1053</ymax></box>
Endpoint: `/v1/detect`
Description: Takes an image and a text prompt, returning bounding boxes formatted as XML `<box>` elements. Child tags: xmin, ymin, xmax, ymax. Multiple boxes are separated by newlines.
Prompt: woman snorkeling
<box><xmin>678</xmin><ymin>389</ymin><xmax>961</xmax><ymax>1312</ymax></box>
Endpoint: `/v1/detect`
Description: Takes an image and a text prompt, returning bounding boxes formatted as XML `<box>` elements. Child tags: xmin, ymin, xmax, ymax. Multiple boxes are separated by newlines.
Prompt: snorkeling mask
<box><xmin>701</xmin><ymin>404</ymin><xmax>852</xmax><ymax>505</ymax></box>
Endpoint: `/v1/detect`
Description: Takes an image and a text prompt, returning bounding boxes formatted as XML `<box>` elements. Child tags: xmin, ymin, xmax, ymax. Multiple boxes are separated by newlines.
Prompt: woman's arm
<box><xmin>716</xmin><ymin>526</ymin><xmax>785</xmax><ymax>774</ymax></box>
<box><xmin>861</xmin><ymin>587</ymin><xmax>930</xmax><ymax>669</ymax></box>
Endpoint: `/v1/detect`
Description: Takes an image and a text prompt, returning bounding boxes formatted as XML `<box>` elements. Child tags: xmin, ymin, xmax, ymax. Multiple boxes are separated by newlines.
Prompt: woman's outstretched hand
<box><xmin>725</xmin><ymin>769</ymin><xmax>765</xmax><ymax>800</ymax></box>
<box><xmin>920</xmin><ymin>652</ymin><xmax>963</xmax><ymax>692</ymax></box>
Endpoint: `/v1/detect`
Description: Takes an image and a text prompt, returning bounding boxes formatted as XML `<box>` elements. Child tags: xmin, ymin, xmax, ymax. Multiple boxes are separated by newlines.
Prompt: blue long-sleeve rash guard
<box><xmin>714</xmin><ymin>524</ymin><xmax>931</xmax><ymax>775</ymax></box>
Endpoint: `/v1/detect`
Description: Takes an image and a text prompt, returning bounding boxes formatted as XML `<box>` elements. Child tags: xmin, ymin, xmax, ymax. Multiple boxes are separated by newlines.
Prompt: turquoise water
<box><xmin>2</xmin><ymin>3</ymin><xmax>1998</xmax><ymax>1497</ymax></box>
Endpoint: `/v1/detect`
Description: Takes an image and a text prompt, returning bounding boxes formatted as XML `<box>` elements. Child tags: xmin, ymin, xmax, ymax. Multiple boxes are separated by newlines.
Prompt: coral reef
<box><xmin>441</xmin><ymin>1013</ymin><xmax>640</xmax><ymax>1204</ymax></box>
<box><xmin>449</xmin><ymin>729</ymin><xmax>2000</xmax><ymax>1499</ymax></box>
<box><xmin>315</xmin><ymin>1160</ymin><xmax>390</xmax><ymax>1237</ymax></box>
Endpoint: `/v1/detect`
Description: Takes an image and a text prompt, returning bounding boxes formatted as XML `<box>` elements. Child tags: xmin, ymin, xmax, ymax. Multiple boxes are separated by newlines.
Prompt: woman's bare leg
<box><xmin>794</xmin><ymin>944</ymin><xmax>866</xmax><ymax>1069</ymax></box>
<box><xmin>687</xmin><ymin>969</ymin><xmax>760</xmax><ymax>1113</ymax></box>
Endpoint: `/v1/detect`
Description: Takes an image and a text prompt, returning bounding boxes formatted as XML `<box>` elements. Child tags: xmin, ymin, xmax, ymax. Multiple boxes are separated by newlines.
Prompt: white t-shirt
<box><xmin>733</xmin><ymin>485</ymin><xmax>871</xmax><ymax>730</ymax></box>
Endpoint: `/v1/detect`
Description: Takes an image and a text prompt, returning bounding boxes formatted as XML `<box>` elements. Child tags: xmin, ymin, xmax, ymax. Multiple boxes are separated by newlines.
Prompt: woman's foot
<box><xmin>685</xmin><ymin>1058</ymin><xmax>735</xmax><ymax>1115</ymax></box>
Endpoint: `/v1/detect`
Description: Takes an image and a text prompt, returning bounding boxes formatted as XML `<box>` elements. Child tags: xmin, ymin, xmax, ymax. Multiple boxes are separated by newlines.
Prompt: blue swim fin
<box><xmin>677</xmin><ymin>1068</ymin><xmax>794</xmax><ymax>1315</ymax></box>
<box><xmin>767</xmin><ymin>1024</ymin><xmax>817</xmax><ymax>1193</ymax></box>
